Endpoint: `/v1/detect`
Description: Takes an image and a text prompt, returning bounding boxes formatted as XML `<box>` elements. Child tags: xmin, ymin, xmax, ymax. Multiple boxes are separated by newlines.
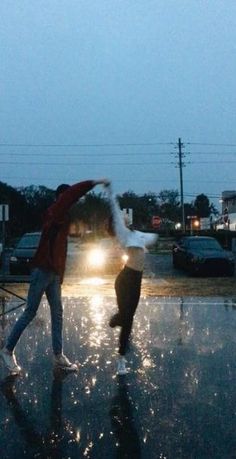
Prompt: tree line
<box><xmin>0</xmin><ymin>181</ymin><xmax>218</xmax><ymax>243</ymax></box>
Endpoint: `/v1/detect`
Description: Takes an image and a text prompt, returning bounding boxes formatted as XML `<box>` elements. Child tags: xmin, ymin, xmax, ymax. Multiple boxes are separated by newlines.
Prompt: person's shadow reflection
<box><xmin>0</xmin><ymin>370</ymin><xmax>74</xmax><ymax>458</ymax></box>
<box><xmin>109</xmin><ymin>377</ymin><xmax>141</xmax><ymax>458</ymax></box>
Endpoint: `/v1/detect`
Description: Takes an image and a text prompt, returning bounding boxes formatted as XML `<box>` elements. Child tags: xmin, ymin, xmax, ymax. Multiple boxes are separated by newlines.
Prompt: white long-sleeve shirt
<box><xmin>107</xmin><ymin>186</ymin><xmax>158</xmax><ymax>271</ymax></box>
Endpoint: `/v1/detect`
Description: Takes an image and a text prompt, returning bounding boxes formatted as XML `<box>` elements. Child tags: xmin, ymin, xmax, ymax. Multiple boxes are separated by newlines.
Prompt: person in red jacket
<box><xmin>0</xmin><ymin>179</ymin><xmax>107</xmax><ymax>374</ymax></box>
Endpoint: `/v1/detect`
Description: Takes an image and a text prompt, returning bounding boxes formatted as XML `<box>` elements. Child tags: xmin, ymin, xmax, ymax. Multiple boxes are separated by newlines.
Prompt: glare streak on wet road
<box><xmin>1</xmin><ymin>277</ymin><xmax>236</xmax><ymax>459</ymax></box>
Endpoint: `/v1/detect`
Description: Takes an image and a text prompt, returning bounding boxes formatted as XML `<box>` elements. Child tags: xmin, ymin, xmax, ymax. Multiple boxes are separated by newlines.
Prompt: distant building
<box><xmin>200</xmin><ymin>217</ymin><xmax>211</xmax><ymax>230</ymax></box>
<box><xmin>217</xmin><ymin>190</ymin><xmax>236</xmax><ymax>231</ymax></box>
<box><xmin>122</xmin><ymin>208</ymin><xmax>133</xmax><ymax>226</ymax></box>
<box><xmin>222</xmin><ymin>191</ymin><xmax>236</xmax><ymax>213</ymax></box>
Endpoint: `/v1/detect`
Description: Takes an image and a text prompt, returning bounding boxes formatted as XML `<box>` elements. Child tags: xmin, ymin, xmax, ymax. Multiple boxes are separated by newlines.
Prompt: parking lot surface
<box><xmin>1</xmin><ymin>280</ymin><xmax>236</xmax><ymax>458</ymax></box>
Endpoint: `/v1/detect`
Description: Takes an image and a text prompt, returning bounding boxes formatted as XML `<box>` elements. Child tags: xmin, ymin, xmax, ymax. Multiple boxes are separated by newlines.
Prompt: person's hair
<box><xmin>107</xmin><ymin>215</ymin><xmax>115</xmax><ymax>236</ymax></box>
<box><xmin>56</xmin><ymin>183</ymin><xmax>70</xmax><ymax>198</ymax></box>
<box><xmin>128</xmin><ymin>224</ymin><xmax>134</xmax><ymax>231</ymax></box>
<box><xmin>107</xmin><ymin>214</ymin><xmax>134</xmax><ymax>236</ymax></box>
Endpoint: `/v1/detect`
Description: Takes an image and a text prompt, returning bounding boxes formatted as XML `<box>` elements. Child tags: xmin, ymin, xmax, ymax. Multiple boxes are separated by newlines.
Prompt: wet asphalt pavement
<box><xmin>1</xmin><ymin>274</ymin><xmax>236</xmax><ymax>458</ymax></box>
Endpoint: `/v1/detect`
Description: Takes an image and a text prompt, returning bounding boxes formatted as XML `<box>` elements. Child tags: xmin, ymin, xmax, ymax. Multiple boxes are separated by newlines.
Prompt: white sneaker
<box><xmin>117</xmin><ymin>357</ymin><xmax>128</xmax><ymax>375</ymax></box>
<box><xmin>54</xmin><ymin>353</ymin><xmax>78</xmax><ymax>372</ymax></box>
<box><xmin>0</xmin><ymin>348</ymin><xmax>21</xmax><ymax>374</ymax></box>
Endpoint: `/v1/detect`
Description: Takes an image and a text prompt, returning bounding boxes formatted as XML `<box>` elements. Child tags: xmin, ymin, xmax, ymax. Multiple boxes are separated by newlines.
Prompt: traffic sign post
<box><xmin>152</xmin><ymin>216</ymin><xmax>161</xmax><ymax>229</ymax></box>
<box><xmin>223</xmin><ymin>207</ymin><xmax>229</xmax><ymax>225</ymax></box>
<box><xmin>122</xmin><ymin>208</ymin><xmax>133</xmax><ymax>226</ymax></box>
<box><xmin>0</xmin><ymin>204</ymin><xmax>9</xmax><ymax>282</ymax></box>
<box><xmin>187</xmin><ymin>215</ymin><xmax>198</xmax><ymax>235</ymax></box>
<box><xmin>0</xmin><ymin>204</ymin><xmax>27</xmax><ymax>312</ymax></box>
<box><xmin>0</xmin><ymin>204</ymin><xmax>9</xmax><ymax>222</ymax></box>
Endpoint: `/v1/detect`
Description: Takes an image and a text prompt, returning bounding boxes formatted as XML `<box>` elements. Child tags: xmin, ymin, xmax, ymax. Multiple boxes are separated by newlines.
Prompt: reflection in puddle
<box><xmin>1</xmin><ymin>295</ymin><xmax>236</xmax><ymax>457</ymax></box>
<box><xmin>88</xmin><ymin>294</ymin><xmax>107</xmax><ymax>350</ymax></box>
<box><xmin>0</xmin><ymin>371</ymin><xmax>79</xmax><ymax>457</ymax></box>
<box><xmin>80</xmin><ymin>277</ymin><xmax>106</xmax><ymax>286</ymax></box>
<box><xmin>110</xmin><ymin>378</ymin><xmax>141</xmax><ymax>458</ymax></box>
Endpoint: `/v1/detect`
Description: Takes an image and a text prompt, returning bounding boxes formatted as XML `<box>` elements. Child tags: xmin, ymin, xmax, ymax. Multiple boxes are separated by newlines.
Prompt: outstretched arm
<box><xmin>105</xmin><ymin>184</ymin><xmax>130</xmax><ymax>246</ymax></box>
<box><xmin>93</xmin><ymin>178</ymin><xmax>110</xmax><ymax>186</ymax></box>
<box><xmin>143</xmin><ymin>232</ymin><xmax>158</xmax><ymax>247</ymax></box>
<box><xmin>48</xmin><ymin>179</ymin><xmax>108</xmax><ymax>222</ymax></box>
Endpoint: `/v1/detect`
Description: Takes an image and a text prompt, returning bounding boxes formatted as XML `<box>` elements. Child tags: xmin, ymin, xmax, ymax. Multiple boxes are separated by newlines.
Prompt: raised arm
<box><xmin>143</xmin><ymin>232</ymin><xmax>158</xmax><ymax>247</ymax></box>
<box><xmin>47</xmin><ymin>179</ymin><xmax>107</xmax><ymax>223</ymax></box>
<box><xmin>106</xmin><ymin>184</ymin><xmax>130</xmax><ymax>246</ymax></box>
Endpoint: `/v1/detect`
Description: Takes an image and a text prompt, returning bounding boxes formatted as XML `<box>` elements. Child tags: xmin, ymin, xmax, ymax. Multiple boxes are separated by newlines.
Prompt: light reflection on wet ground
<box><xmin>1</xmin><ymin>290</ymin><xmax>236</xmax><ymax>458</ymax></box>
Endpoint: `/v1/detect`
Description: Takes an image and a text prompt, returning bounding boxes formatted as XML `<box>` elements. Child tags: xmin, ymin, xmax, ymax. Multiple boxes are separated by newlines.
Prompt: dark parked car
<box><xmin>172</xmin><ymin>236</ymin><xmax>235</xmax><ymax>276</ymax></box>
<box><xmin>9</xmin><ymin>232</ymin><xmax>41</xmax><ymax>275</ymax></box>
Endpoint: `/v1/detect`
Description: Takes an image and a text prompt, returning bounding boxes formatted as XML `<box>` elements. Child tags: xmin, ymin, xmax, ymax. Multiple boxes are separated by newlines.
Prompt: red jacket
<box><xmin>32</xmin><ymin>180</ymin><xmax>95</xmax><ymax>282</ymax></box>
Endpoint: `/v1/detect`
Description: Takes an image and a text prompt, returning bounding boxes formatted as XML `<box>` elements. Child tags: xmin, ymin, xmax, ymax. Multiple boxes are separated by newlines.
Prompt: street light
<box><xmin>193</xmin><ymin>219</ymin><xmax>200</xmax><ymax>229</ymax></box>
<box><xmin>187</xmin><ymin>215</ymin><xmax>199</xmax><ymax>235</ymax></box>
<box><xmin>175</xmin><ymin>222</ymin><xmax>181</xmax><ymax>230</ymax></box>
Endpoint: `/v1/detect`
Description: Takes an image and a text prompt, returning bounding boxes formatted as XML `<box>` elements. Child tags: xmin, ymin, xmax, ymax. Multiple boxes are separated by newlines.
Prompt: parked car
<box><xmin>9</xmin><ymin>232</ymin><xmax>41</xmax><ymax>275</ymax></box>
<box><xmin>172</xmin><ymin>236</ymin><xmax>235</xmax><ymax>276</ymax></box>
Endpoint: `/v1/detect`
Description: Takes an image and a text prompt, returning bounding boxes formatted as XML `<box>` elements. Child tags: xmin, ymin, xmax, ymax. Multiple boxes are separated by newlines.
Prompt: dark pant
<box><xmin>115</xmin><ymin>266</ymin><xmax>142</xmax><ymax>356</ymax></box>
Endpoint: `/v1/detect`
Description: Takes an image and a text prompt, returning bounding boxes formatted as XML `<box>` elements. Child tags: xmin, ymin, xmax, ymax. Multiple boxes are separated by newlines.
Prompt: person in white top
<box><xmin>105</xmin><ymin>183</ymin><xmax>158</xmax><ymax>375</ymax></box>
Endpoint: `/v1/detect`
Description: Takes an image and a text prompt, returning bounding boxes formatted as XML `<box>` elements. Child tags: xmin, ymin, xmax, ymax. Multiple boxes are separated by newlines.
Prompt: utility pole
<box><xmin>178</xmin><ymin>138</ymin><xmax>185</xmax><ymax>232</ymax></box>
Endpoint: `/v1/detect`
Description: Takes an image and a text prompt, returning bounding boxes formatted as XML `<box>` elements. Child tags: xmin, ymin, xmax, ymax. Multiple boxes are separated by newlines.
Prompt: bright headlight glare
<box><xmin>10</xmin><ymin>256</ymin><xmax>17</xmax><ymax>262</ymax></box>
<box><xmin>122</xmin><ymin>254</ymin><xmax>129</xmax><ymax>263</ymax></box>
<box><xmin>87</xmin><ymin>249</ymin><xmax>105</xmax><ymax>267</ymax></box>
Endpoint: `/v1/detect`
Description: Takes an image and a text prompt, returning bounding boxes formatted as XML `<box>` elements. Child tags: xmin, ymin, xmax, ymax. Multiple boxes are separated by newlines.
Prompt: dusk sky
<box><xmin>1</xmin><ymin>0</ymin><xmax>236</xmax><ymax>208</ymax></box>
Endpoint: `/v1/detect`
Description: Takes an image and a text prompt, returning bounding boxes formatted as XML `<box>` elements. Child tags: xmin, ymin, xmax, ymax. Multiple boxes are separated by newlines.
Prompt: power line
<box><xmin>0</xmin><ymin>178</ymin><xmax>222</xmax><ymax>200</ymax></box>
<box><xmin>0</xmin><ymin>142</ymin><xmax>173</xmax><ymax>148</ymax></box>
<box><xmin>0</xmin><ymin>160</ymin><xmax>175</xmax><ymax>166</ymax></box>
<box><xmin>1</xmin><ymin>141</ymin><xmax>236</xmax><ymax>147</ymax></box>
<box><xmin>2</xmin><ymin>151</ymin><xmax>236</xmax><ymax>157</ymax></box>
<box><xmin>2</xmin><ymin>152</ymin><xmax>236</xmax><ymax>161</ymax></box>
<box><xmin>188</xmin><ymin>151</ymin><xmax>236</xmax><ymax>155</ymax></box>
<box><xmin>187</xmin><ymin>142</ymin><xmax>236</xmax><ymax>147</ymax></box>
<box><xmin>0</xmin><ymin>176</ymin><xmax>176</xmax><ymax>182</ymax></box>
<box><xmin>184</xmin><ymin>192</ymin><xmax>221</xmax><ymax>197</ymax></box>
<box><xmin>3</xmin><ymin>158</ymin><xmax>236</xmax><ymax>165</ymax></box>
<box><xmin>0</xmin><ymin>151</ymin><xmax>174</xmax><ymax>157</ymax></box>
<box><xmin>1</xmin><ymin>137</ymin><xmax>235</xmax><ymax>208</ymax></box>
<box><xmin>189</xmin><ymin>160</ymin><xmax>236</xmax><ymax>164</ymax></box>
<box><xmin>0</xmin><ymin>175</ymin><xmax>233</xmax><ymax>185</ymax></box>
<box><xmin>184</xmin><ymin>179</ymin><xmax>235</xmax><ymax>183</ymax></box>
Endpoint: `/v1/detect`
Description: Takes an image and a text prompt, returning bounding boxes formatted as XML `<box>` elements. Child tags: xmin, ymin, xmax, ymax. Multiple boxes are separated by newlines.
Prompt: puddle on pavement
<box><xmin>1</xmin><ymin>295</ymin><xmax>236</xmax><ymax>458</ymax></box>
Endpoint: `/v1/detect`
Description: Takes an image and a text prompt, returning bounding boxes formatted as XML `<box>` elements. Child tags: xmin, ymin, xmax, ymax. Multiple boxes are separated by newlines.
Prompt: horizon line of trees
<box><xmin>0</xmin><ymin>181</ymin><xmax>218</xmax><ymax>242</ymax></box>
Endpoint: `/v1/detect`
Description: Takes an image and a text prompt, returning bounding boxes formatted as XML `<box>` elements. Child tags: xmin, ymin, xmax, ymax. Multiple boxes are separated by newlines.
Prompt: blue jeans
<box><xmin>6</xmin><ymin>268</ymin><xmax>63</xmax><ymax>355</ymax></box>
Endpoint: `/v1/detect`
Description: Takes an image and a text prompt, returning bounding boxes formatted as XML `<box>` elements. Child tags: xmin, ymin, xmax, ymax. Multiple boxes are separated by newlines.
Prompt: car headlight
<box><xmin>122</xmin><ymin>254</ymin><xmax>129</xmax><ymax>263</ymax></box>
<box><xmin>10</xmin><ymin>256</ymin><xmax>17</xmax><ymax>262</ymax></box>
<box><xmin>87</xmin><ymin>249</ymin><xmax>106</xmax><ymax>267</ymax></box>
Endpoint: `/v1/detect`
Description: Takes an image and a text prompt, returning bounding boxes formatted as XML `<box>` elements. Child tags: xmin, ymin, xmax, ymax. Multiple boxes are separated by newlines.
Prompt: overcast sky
<box><xmin>1</xmin><ymin>0</ymin><xmax>236</xmax><ymax>208</ymax></box>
